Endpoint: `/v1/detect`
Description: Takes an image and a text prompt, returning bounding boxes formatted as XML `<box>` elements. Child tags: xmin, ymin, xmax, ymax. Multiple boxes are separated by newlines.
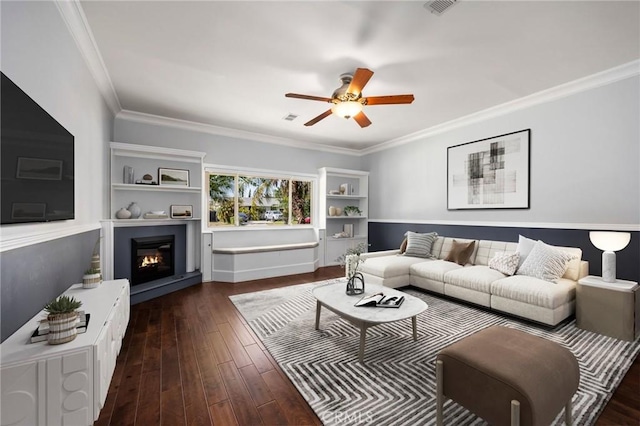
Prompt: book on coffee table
<box><xmin>355</xmin><ymin>293</ymin><xmax>404</xmax><ymax>308</ymax></box>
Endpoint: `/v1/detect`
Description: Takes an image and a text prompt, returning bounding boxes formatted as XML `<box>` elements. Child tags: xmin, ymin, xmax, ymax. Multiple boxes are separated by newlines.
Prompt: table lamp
<box><xmin>589</xmin><ymin>231</ymin><xmax>631</xmax><ymax>283</ymax></box>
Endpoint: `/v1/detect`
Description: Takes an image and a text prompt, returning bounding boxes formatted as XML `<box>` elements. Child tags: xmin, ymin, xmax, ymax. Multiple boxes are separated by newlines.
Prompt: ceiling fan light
<box><xmin>331</xmin><ymin>101</ymin><xmax>363</xmax><ymax>119</ymax></box>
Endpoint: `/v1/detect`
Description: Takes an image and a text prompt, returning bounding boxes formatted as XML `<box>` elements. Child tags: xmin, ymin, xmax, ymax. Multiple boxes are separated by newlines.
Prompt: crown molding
<box><xmin>54</xmin><ymin>0</ymin><xmax>121</xmax><ymax>114</ymax></box>
<box><xmin>362</xmin><ymin>60</ymin><xmax>640</xmax><ymax>155</ymax></box>
<box><xmin>370</xmin><ymin>219</ymin><xmax>640</xmax><ymax>232</ymax></box>
<box><xmin>116</xmin><ymin>110</ymin><xmax>362</xmax><ymax>156</ymax></box>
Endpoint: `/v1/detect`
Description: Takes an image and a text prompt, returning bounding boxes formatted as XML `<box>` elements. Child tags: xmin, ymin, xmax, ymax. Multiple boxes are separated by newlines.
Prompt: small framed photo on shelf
<box><xmin>158</xmin><ymin>168</ymin><xmax>189</xmax><ymax>187</ymax></box>
<box><xmin>170</xmin><ymin>205</ymin><xmax>193</xmax><ymax>219</ymax></box>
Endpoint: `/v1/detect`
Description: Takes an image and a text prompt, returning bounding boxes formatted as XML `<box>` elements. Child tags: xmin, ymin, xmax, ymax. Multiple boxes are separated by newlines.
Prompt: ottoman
<box><xmin>435</xmin><ymin>326</ymin><xmax>579</xmax><ymax>426</ymax></box>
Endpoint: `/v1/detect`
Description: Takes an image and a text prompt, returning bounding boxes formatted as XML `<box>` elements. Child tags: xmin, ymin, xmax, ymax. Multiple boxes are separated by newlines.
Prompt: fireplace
<box><xmin>131</xmin><ymin>235</ymin><xmax>175</xmax><ymax>286</ymax></box>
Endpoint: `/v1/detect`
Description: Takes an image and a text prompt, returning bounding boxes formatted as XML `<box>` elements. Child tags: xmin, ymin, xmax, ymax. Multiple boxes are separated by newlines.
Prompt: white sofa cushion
<box><xmin>517</xmin><ymin>241</ymin><xmax>577</xmax><ymax>282</ymax></box>
<box><xmin>444</xmin><ymin>266</ymin><xmax>506</xmax><ymax>293</ymax></box>
<box><xmin>359</xmin><ymin>255</ymin><xmax>429</xmax><ymax>279</ymax></box>
<box><xmin>490</xmin><ymin>276</ymin><xmax>576</xmax><ymax>309</ymax></box>
<box><xmin>410</xmin><ymin>259</ymin><xmax>463</xmax><ymax>282</ymax></box>
<box><xmin>474</xmin><ymin>240</ymin><xmax>518</xmax><ymax>266</ymax></box>
<box><xmin>488</xmin><ymin>252</ymin><xmax>520</xmax><ymax>276</ymax></box>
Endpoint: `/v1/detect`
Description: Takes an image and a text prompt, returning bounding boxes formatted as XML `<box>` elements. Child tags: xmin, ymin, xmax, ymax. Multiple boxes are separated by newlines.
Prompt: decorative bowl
<box><xmin>150</xmin><ymin>210</ymin><xmax>165</xmax><ymax>215</ymax></box>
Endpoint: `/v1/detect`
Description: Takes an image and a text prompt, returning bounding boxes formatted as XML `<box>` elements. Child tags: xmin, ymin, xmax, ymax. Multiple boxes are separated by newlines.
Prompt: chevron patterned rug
<box><xmin>230</xmin><ymin>279</ymin><xmax>640</xmax><ymax>426</ymax></box>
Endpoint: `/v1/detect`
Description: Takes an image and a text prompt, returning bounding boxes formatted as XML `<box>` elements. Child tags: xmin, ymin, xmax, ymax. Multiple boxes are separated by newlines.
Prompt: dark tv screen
<box><xmin>1</xmin><ymin>72</ymin><xmax>74</xmax><ymax>224</ymax></box>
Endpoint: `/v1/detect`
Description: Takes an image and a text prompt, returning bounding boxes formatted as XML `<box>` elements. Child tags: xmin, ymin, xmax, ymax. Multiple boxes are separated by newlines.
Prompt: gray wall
<box><xmin>1</xmin><ymin>1</ymin><xmax>113</xmax><ymax>341</ymax></box>
<box><xmin>362</xmin><ymin>76</ymin><xmax>639</xmax><ymax>226</ymax></box>
<box><xmin>1</xmin><ymin>230</ymin><xmax>100</xmax><ymax>341</ymax></box>
<box><xmin>114</xmin><ymin>118</ymin><xmax>363</xmax><ymax>174</ymax></box>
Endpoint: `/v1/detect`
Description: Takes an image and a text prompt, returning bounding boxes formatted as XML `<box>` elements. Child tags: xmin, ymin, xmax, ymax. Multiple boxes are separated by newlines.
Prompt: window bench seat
<box><xmin>210</xmin><ymin>236</ymin><xmax>320</xmax><ymax>283</ymax></box>
<box><xmin>212</xmin><ymin>241</ymin><xmax>318</xmax><ymax>255</ymax></box>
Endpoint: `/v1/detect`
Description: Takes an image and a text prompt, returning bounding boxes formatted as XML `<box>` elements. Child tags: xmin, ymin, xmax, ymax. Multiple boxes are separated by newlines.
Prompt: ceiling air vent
<box><xmin>424</xmin><ymin>0</ymin><xmax>458</xmax><ymax>16</ymax></box>
<box><xmin>282</xmin><ymin>113</ymin><xmax>298</xmax><ymax>121</ymax></box>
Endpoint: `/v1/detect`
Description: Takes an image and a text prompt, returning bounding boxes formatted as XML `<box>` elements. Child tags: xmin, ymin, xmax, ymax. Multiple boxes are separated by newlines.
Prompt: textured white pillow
<box><xmin>516</xmin><ymin>235</ymin><xmax>536</xmax><ymax>268</ymax></box>
<box><xmin>489</xmin><ymin>252</ymin><xmax>520</xmax><ymax>276</ymax></box>
<box><xmin>404</xmin><ymin>231</ymin><xmax>438</xmax><ymax>258</ymax></box>
<box><xmin>516</xmin><ymin>241</ymin><xmax>576</xmax><ymax>282</ymax></box>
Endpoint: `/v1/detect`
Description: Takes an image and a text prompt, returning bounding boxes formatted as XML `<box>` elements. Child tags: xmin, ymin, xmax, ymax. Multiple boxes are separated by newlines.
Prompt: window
<box><xmin>206</xmin><ymin>170</ymin><xmax>313</xmax><ymax>228</ymax></box>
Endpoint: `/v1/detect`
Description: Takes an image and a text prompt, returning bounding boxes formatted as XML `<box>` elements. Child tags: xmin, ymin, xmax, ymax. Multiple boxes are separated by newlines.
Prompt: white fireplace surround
<box><xmin>101</xmin><ymin>219</ymin><xmax>201</xmax><ymax>281</ymax></box>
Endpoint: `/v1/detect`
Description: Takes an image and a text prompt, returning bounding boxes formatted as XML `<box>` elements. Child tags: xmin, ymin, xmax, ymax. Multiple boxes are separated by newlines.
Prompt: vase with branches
<box><xmin>336</xmin><ymin>242</ymin><xmax>367</xmax><ymax>295</ymax></box>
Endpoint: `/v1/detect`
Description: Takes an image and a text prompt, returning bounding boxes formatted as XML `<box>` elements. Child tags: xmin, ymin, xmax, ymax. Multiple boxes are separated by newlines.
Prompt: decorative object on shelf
<box><xmin>328</xmin><ymin>206</ymin><xmax>337</xmax><ymax>216</ymax></box>
<box><xmin>127</xmin><ymin>202</ymin><xmax>141</xmax><ymax>219</ymax></box>
<box><xmin>82</xmin><ymin>268</ymin><xmax>102</xmax><ymax>289</ymax></box>
<box><xmin>123</xmin><ymin>165</ymin><xmax>134</xmax><ymax>184</ymax></box>
<box><xmin>336</xmin><ymin>243</ymin><xmax>368</xmax><ymax>295</ymax></box>
<box><xmin>339</xmin><ymin>183</ymin><xmax>350</xmax><ymax>195</ymax></box>
<box><xmin>333</xmin><ymin>231</ymin><xmax>349</xmax><ymax>238</ymax></box>
<box><xmin>43</xmin><ymin>295</ymin><xmax>82</xmax><ymax>344</ymax></box>
<box><xmin>447</xmin><ymin>129</ymin><xmax>530</xmax><ymax>210</ymax></box>
<box><xmin>335</xmin><ymin>207</ymin><xmax>343</xmax><ymax>216</ymax></box>
<box><xmin>344</xmin><ymin>205</ymin><xmax>361</xmax><ymax>216</ymax></box>
<box><xmin>589</xmin><ymin>231</ymin><xmax>631</xmax><ymax>283</ymax></box>
<box><xmin>143</xmin><ymin>212</ymin><xmax>169</xmax><ymax>219</ymax></box>
<box><xmin>135</xmin><ymin>173</ymin><xmax>157</xmax><ymax>185</ymax></box>
<box><xmin>329</xmin><ymin>190</ymin><xmax>341</xmax><ymax>195</ymax></box>
<box><xmin>170</xmin><ymin>204</ymin><xmax>193</xmax><ymax>219</ymax></box>
<box><xmin>159</xmin><ymin>168</ymin><xmax>189</xmax><ymax>187</ymax></box>
<box><xmin>115</xmin><ymin>207</ymin><xmax>132</xmax><ymax>219</ymax></box>
<box><xmin>343</xmin><ymin>224</ymin><xmax>354</xmax><ymax>238</ymax></box>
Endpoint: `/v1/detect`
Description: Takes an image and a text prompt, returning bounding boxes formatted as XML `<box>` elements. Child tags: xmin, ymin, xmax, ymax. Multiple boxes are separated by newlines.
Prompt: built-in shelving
<box><xmin>319</xmin><ymin>167</ymin><xmax>369</xmax><ymax>266</ymax></box>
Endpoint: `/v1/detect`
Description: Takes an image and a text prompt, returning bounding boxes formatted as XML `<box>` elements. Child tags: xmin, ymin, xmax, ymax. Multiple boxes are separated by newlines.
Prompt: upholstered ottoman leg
<box><xmin>565</xmin><ymin>399</ymin><xmax>573</xmax><ymax>426</ymax></box>
<box><xmin>511</xmin><ymin>400</ymin><xmax>520</xmax><ymax>426</ymax></box>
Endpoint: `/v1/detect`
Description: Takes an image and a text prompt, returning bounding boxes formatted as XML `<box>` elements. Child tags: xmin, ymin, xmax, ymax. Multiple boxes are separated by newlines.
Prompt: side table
<box><xmin>576</xmin><ymin>275</ymin><xmax>639</xmax><ymax>341</ymax></box>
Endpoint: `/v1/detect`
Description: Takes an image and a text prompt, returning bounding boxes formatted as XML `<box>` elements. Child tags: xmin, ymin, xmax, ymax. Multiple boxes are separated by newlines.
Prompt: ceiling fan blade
<box><xmin>304</xmin><ymin>109</ymin><xmax>333</xmax><ymax>126</ymax></box>
<box><xmin>347</xmin><ymin>68</ymin><xmax>374</xmax><ymax>96</ymax></box>
<box><xmin>364</xmin><ymin>94</ymin><xmax>415</xmax><ymax>105</ymax></box>
<box><xmin>353</xmin><ymin>111</ymin><xmax>372</xmax><ymax>128</ymax></box>
<box><xmin>285</xmin><ymin>93</ymin><xmax>333</xmax><ymax>103</ymax></box>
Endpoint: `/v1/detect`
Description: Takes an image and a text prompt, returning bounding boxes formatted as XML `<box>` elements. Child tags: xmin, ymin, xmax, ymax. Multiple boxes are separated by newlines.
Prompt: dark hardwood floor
<box><xmin>96</xmin><ymin>267</ymin><xmax>639</xmax><ymax>425</ymax></box>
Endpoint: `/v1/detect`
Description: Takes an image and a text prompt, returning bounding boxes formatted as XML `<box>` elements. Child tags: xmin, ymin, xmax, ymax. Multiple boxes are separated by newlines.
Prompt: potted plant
<box><xmin>336</xmin><ymin>242</ymin><xmax>367</xmax><ymax>295</ymax></box>
<box><xmin>82</xmin><ymin>267</ymin><xmax>102</xmax><ymax>289</ymax></box>
<box><xmin>44</xmin><ymin>295</ymin><xmax>82</xmax><ymax>344</ymax></box>
<box><xmin>344</xmin><ymin>206</ymin><xmax>362</xmax><ymax>217</ymax></box>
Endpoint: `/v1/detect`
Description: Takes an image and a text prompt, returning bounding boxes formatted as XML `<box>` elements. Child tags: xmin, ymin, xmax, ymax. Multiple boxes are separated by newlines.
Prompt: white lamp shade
<box><xmin>589</xmin><ymin>231</ymin><xmax>631</xmax><ymax>252</ymax></box>
<box><xmin>331</xmin><ymin>101</ymin><xmax>363</xmax><ymax>118</ymax></box>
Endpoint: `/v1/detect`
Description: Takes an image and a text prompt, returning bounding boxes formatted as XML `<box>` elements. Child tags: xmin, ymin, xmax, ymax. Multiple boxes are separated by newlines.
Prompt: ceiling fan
<box><xmin>285</xmin><ymin>68</ymin><xmax>415</xmax><ymax>128</ymax></box>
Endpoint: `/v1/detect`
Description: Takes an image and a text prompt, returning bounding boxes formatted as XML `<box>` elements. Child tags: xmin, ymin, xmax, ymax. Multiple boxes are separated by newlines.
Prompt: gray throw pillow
<box><xmin>516</xmin><ymin>241</ymin><xmax>576</xmax><ymax>282</ymax></box>
<box><xmin>403</xmin><ymin>231</ymin><xmax>437</xmax><ymax>258</ymax></box>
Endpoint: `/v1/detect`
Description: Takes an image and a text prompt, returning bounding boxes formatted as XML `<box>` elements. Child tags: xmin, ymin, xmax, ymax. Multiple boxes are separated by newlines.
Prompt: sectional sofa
<box><xmin>352</xmin><ymin>235</ymin><xmax>588</xmax><ymax>326</ymax></box>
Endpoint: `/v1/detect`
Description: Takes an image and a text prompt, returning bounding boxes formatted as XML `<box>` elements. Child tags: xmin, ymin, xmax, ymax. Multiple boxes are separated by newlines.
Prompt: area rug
<box><xmin>230</xmin><ymin>279</ymin><xmax>640</xmax><ymax>425</ymax></box>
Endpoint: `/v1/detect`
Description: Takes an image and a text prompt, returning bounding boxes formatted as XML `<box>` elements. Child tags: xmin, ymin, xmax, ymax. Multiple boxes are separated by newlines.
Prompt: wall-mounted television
<box><xmin>1</xmin><ymin>72</ymin><xmax>74</xmax><ymax>224</ymax></box>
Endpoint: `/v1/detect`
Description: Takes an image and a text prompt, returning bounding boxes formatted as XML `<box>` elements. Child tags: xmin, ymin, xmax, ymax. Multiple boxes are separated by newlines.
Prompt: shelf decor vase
<box><xmin>346</xmin><ymin>272</ymin><xmax>365</xmax><ymax>295</ymax></box>
<box><xmin>328</xmin><ymin>206</ymin><xmax>337</xmax><ymax>217</ymax></box>
<box><xmin>115</xmin><ymin>208</ymin><xmax>131</xmax><ymax>219</ymax></box>
<box><xmin>47</xmin><ymin>312</ymin><xmax>80</xmax><ymax>345</ymax></box>
<box><xmin>127</xmin><ymin>202</ymin><xmax>141</xmax><ymax>219</ymax></box>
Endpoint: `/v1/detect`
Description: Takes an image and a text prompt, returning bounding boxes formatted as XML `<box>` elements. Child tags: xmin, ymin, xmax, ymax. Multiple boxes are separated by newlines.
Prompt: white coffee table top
<box><xmin>312</xmin><ymin>281</ymin><xmax>427</xmax><ymax>324</ymax></box>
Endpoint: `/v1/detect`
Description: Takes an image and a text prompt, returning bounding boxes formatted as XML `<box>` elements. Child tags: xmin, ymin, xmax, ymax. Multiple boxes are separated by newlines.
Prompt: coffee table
<box><xmin>312</xmin><ymin>281</ymin><xmax>428</xmax><ymax>362</ymax></box>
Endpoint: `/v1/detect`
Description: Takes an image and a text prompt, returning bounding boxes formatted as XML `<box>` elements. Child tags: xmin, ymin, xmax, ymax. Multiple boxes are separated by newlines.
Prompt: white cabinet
<box><xmin>110</xmin><ymin>142</ymin><xmax>206</xmax><ymax>221</ymax></box>
<box><xmin>1</xmin><ymin>280</ymin><xmax>130</xmax><ymax>426</ymax></box>
<box><xmin>319</xmin><ymin>167</ymin><xmax>369</xmax><ymax>265</ymax></box>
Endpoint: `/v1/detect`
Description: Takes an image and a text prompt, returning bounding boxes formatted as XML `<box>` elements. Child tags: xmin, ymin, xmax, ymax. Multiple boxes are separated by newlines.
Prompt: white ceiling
<box><xmin>79</xmin><ymin>1</ymin><xmax>639</xmax><ymax>152</ymax></box>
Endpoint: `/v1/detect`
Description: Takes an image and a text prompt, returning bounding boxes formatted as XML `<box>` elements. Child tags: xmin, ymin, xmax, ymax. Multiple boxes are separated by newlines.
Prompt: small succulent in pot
<box><xmin>44</xmin><ymin>295</ymin><xmax>83</xmax><ymax>344</ymax></box>
<box><xmin>44</xmin><ymin>295</ymin><xmax>82</xmax><ymax>315</ymax></box>
<box><xmin>83</xmin><ymin>267</ymin><xmax>102</xmax><ymax>289</ymax></box>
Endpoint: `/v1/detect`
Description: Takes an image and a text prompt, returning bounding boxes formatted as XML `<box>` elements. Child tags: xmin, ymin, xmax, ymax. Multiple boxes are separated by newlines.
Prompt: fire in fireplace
<box><xmin>131</xmin><ymin>235</ymin><xmax>175</xmax><ymax>285</ymax></box>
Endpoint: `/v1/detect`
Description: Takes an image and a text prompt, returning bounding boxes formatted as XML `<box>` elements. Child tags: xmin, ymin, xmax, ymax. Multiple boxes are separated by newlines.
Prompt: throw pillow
<box><xmin>516</xmin><ymin>240</ymin><xmax>577</xmax><ymax>282</ymax></box>
<box><xmin>403</xmin><ymin>231</ymin><xmax>437</xmax><ymax>258</ymax></box>
<box><xmin>516</xmin><ymin>235</ymin><xmax>536</xmax><ymax>268</ymax></box>
<box><xmin>489</xmin><ymin>252</ymin><xmax>521</xmax><ymax>276</ymax></box>
<box><xmin>444</xmin><ymin>240</ymin><xmax>476</xmax><ymax>266</ymax></box>
<box><xmin>399</xmin><ymin>238</ymin><xmax>408</xmax><ymax>254</ymax></box>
